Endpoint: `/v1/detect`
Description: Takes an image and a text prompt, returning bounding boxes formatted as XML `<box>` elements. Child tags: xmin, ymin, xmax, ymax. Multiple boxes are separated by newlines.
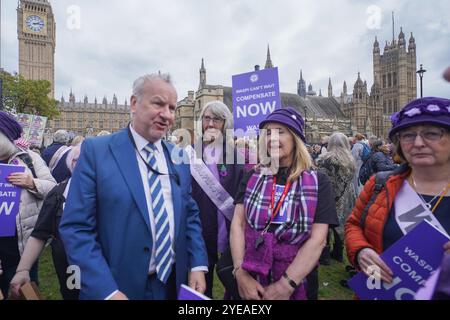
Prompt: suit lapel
<box><xmin>109</xmin><ymin>129</ymin><xmax>151</xmax><ymax>231</ymax></box>
<box><xmin>162</xmin><ymin>140</ymin><xmax>182</xmax><ymax>240</ymax></box>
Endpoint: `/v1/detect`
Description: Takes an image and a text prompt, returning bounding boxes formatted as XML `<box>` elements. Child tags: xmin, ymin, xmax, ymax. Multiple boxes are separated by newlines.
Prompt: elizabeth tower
<box><xmin>17</xmin><ymin>0</ymin><xmax>56</xmax><ymax>98</ymax></box>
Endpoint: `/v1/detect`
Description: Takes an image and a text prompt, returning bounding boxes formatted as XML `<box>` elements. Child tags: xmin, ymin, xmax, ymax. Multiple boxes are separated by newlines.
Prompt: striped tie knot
<box><xmin>144</xmin><ymin>143</ymin><xmax>158</xmax><ymax>170</ymax></box>
<box><xmin>144</xmin><ymin>143</ymin><xmax>157</xmax><ymax>154</ymax></box>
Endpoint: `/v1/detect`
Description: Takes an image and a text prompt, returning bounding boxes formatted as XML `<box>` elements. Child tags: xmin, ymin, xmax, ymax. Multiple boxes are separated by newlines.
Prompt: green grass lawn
<box><xmin>39</xmin><ymin>247</ymin><xmax>353</xmax><ymax>300</ymax></box>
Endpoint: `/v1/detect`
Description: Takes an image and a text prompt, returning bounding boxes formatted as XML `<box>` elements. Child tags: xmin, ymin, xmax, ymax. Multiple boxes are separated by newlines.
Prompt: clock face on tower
<box><xmin>25</xmin><ymin>15</ymin><xmax>45</xmax><ymax>32</ymax></box>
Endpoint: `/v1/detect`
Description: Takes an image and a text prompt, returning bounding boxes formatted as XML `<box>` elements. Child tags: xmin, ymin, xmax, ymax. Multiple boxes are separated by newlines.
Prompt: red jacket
<box><xmin>345</xmin><ymin>166</ymin><xmax>411</xmax><ymax>266</ymax></box>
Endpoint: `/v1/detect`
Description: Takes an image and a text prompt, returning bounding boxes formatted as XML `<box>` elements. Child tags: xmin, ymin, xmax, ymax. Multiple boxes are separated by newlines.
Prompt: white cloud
<box><xmin>2</xmin><ymin>0</ymin><xmax>449</xmax><ymax>103</ymax></box>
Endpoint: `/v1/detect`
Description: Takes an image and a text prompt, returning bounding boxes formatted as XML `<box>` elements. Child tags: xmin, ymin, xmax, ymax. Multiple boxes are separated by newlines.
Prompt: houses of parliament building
<box><xmin>175</xmin><ymin>30</ymin><xmax>417</xmax><ymax>142</ymax></box>
<box><xmin>17</xmin><ymin>0</ymin><xmax>417</xmax><ymax>141</ymax></box>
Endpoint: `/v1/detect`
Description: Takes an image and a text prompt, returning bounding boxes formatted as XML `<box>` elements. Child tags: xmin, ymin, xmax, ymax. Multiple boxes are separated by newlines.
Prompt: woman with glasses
<box><xmin>345</xmin><ymin>97</ymin><xmax>450</xmax><ymax>292</ymax></box>
<box><xmin>190</xmin><ymin>100</ymin><xmax>245</xmax><ymax>298</ymax></box>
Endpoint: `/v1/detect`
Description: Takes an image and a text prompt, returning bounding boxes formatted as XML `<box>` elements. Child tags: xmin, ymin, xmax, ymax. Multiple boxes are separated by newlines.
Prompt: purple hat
<box><xmin>0</xmin><ymin>111</ymin><xmax>23</xmax><ymax>142</ymax></box>
<box><xmin>259</xmin><ymin>107</ymin><xmax>306</xmax><ymax>142</ymax></box>
<box><xmin>389</xmin><ymin>97</ymin><xmax>450</xmax><ymax>140</ymax></box>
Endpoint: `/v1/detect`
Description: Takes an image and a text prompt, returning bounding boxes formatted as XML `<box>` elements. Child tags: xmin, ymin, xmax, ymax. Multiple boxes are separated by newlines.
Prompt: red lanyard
<box><xmin>267</xmin><ymin>176</ymin><xmax>292</xmax><ymax>224</ymax></box>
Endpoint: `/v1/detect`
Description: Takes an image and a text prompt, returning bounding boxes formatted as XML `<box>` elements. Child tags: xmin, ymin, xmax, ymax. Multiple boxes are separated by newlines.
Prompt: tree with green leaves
<box><xmin>0</xmin><ymin>70</ymin><xmax>59</xmax><ymax>119</ymax></box>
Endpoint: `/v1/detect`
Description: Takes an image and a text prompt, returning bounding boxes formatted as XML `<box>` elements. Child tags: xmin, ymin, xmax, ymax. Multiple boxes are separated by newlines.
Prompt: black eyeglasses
<box><xmin>202</xmin><ymin>116</ymin><xmax>224</xmax><ymax>124</ymax></box>
<box><xmin>398</xmin><ymin>128</ymin><xmax>447</xmax><ymax>144</ymax></box>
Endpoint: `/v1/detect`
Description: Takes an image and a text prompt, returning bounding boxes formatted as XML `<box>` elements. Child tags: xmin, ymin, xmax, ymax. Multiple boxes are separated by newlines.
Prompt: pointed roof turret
<box><xmin>69</xmin><ymin>88</ymin><xmax>75</xmax><ymax>103</ymax></box>
<box><xmin>112</xmin><ymin>94</ymin><xmax>118</xmax><ymax>107</ymax></box>
<box><xmin>199</xmin><ymin>58</ymin><xmax>206</xmax><ymax>89</ymax></box>
<box><xmin>264</xmin><ymin>44</ymin><xmax>273</xmax><ymax>69</ymax></box>
<box><xmin>408</xmin><ymin>32</ymin><xmax>416</xmax><ymax>50</ymax></box>
<box><xmin>328</xmin><ymin>78</ymin><xmax>333</xmax><ymax>98</ymax></box>
<box><xmin>373</xmin><ymin>36</ymin><xmax>380</xmax><ymax>54</ymax></box>
<box><xmin>200</xmin><ymin>58</ymin><xmax>205</xmax><ymax>71</ymax></box>
<box><xmin>297</xmin><ymin>69</ymin><xmax>306</xmax><ymax>98</ymax></box>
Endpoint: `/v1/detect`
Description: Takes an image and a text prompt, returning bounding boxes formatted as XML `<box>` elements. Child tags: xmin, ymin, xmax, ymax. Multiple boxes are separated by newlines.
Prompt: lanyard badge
<box><xmin>254</xmin><ymin>176</ymin><xmax>291</xmax><ymax>250</ymax></box>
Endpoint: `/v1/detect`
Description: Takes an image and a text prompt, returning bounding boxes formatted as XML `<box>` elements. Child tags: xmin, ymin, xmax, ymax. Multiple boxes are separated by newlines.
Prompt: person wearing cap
<box><xmin>230</xmin><ymin>107</ymin><xmax>338</xmax><ymax>300</ymax></box>
<box><xmin>0</xmin><ymin>111</ymin><xmax>56</xmax><ymax>298</ymax></box>
<box><xmin>345</xmin><ymin>97</ymin><xmax>450</xmax><ymax>291</ymax></box>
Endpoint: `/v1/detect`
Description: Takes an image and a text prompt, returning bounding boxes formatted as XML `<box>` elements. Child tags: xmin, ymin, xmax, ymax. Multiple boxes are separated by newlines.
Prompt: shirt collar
<box><xmin>129</xmin><ymin>124</ymin><xmax>163</xmax><ymax>154</ymax></box>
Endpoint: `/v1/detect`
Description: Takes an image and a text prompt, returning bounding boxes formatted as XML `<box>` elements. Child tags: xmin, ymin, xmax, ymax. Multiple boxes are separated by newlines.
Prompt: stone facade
<box><xmin>339</xmin><ymin>28</ymin><xmax>417</xmax><ymax>139</ymax></box>
<box><xmin>176</xmin><ymin>25</ymin><xmax>417</xmax><ymax>142</ymax></box>
<box><xmin>175</xmin><ymin>57</ymin><xmax>354</xmax><ymax>144</ymax></box>
<box><xmin>18</xmin><ymin>0</ymin><xmax>56</xmax><ymax>98</ymax></box>
<box><xmin>47</xmin><ymin>92</ymin><xmax>131</xmax><ymax>136</ymax></box>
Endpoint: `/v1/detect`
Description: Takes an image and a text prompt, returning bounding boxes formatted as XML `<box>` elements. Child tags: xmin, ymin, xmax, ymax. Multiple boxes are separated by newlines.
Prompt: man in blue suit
<box><xmin>60</xmin><ymin>74</ymin><xmax>208</xmax><ymax>300</ymax></box>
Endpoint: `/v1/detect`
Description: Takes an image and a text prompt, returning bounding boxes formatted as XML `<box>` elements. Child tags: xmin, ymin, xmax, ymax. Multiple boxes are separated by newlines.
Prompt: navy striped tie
<box><xmin>144</xmin><ymin>143</ymin><xmax>174</xmax><ymax>283</ymax></box>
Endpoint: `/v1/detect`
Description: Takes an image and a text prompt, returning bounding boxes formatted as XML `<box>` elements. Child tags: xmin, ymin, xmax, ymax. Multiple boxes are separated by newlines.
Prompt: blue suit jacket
<box><xmin>59</xmin><ymin>128</ymin><xmax>208</xmax><ymax>300</ymax></box>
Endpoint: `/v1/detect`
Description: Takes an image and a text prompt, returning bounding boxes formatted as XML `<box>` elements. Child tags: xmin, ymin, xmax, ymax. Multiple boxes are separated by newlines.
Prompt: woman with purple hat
<box><xmin>346</xmin><ymin>97</ymin><xmax>450</xmax><ymax>294</ymax></box>
<box><xmin>0</xmin><ymin>111</ymin><xmax>56</xmax><ymax>298</ymax></box>
<box><xmin>230</xmin><ymin>107</ymin><xmax>338</xmax><ymax>300</ymax></box>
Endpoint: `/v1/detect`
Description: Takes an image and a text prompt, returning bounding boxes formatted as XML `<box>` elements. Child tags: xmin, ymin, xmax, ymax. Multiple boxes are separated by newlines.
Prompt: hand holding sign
<box><xmin>444</xmin><ymin>241</ymin><xmax>450</xmax><ymax>254</ymax></box>
<box><xmin>357</xmin><ymin>248</ymin><xmax>393</xmax><ymax>283</ymax></box>
<box><xmin>7</xmin><ymin>172</ymin><xmax>35</xmax><ymax>189</ymax></box>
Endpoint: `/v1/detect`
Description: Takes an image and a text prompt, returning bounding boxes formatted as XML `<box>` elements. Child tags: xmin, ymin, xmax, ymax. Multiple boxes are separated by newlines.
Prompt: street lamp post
<box><xmin>416</xmin><ymin>64</ymin><xmax>426</xmax><ymax>98</ymax></box>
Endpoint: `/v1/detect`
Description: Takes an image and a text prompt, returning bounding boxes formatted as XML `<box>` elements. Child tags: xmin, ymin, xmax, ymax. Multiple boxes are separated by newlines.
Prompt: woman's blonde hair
<box><xmin>258</xmin><ymin>124</ymin><xmax>312</xmax><ymax>182</ymax></box>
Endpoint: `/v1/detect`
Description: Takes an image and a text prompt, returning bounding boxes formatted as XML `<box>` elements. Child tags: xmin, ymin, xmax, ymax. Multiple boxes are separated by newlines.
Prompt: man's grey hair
<box><xmin>132</xmin><ymin>73</ymin><xmax>172</xmax><ymax>101</ymax></box>
<box><xmin>53</xmin><ymin>129</ymin><xmax>69</xmax><ymax>144</ymax></box>
<box><xmin>199</xmin><ymin>100</ymin><xmax>234</xmax><ymax>132</ymax></box>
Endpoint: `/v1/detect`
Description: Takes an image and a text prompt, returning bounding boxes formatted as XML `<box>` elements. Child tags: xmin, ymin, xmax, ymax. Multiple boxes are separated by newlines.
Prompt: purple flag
<box><xmin>178</xmin><ymin>284</ymin><xmax>211</xmax><ymax>300</ymax></box>
<box><xmin>0</xmin><ymin>164</ymin><xmax>25</xmax><ymax>237</ymax></box>
<box><xmin>348</xmin><ymin>220</ymin><xmax>450</xmax><ymax>300</ymax></box>
<box><xmin>232</xmin><ymin>67</ymin><xmax>281</xmax><ymax>135</ymax></box>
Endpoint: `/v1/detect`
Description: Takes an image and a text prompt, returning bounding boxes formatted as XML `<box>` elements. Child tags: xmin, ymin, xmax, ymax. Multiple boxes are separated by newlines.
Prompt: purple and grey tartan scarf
<box><xmin>243</xmin><ymin>170</ymin><xmax>318</xmax><ymax>245</ymax></box>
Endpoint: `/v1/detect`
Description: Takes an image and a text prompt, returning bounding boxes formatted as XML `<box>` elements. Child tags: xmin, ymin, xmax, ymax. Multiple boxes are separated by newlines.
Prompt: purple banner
<box><xmin>232</xmin><ymin>67</ymin><xmax>281</xmax><ymax>135</ymax></box>
<box><xmin>0</xmin><ymin>164</ymin><xmax>25</xmax><ymax>237</ymax></box>
<box><xmin>178</xmin><ymin>284</ymin><xmax>211</xmax><ymax>300</ymax></box>
<box><xmin>348</xmin><ymin>220</ymin><xmax>450</xmax><ymax>300</ymax></box>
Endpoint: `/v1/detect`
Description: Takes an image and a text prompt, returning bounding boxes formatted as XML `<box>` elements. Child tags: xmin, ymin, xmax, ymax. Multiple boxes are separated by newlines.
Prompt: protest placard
<box><xmin>178</xmin><ymin>284</ymin><xmax>211</xmax><ymax>300</ymax></box>
<box><xmin>232</xmin><ymin>67</ymin><xmax>281</xmax><ymax>135</ymax></box>
<box><xmin>15</xmin><ymin>113</ymin><xmax>48</xmax><ymax>147</ymax></box>
<box><xmin>348</xmin><ymin>220</ymin><xmax>450</xmax><ymax>300</ymax></box>
<box><xmin>0</xmin><ymin>164</ymin><xmax>26</xmax><ymax>237</ymax></box>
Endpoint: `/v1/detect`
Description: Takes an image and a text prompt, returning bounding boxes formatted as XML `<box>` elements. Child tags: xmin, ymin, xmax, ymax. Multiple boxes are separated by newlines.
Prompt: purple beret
<box><xmin>259</xmin><ymin>107</ymin><xmax>306</xmax><ymax>142</ymax></box>
<box><xmin>0</xmin><ymin>111</ymin><xmax>23</xmax><ymax>142</ymax></box>
<box><xmin>389</xmin><ymin>97</ymin><xmax>450</xmax><ymax>140</ymax></box>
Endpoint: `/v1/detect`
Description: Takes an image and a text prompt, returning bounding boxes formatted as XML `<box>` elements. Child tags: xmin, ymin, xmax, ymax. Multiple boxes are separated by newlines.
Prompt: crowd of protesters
<box><xmin>0</xmin><ymin>69</ymin><xmax>449</xmax><ymax>301</ymax></box>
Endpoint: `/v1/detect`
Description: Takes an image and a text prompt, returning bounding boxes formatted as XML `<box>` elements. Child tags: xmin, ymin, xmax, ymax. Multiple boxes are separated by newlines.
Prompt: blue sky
<box><xmin>1</xmin><ymin>0</ymin><xmax>449</xmax><ymax>103</ymax></box>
